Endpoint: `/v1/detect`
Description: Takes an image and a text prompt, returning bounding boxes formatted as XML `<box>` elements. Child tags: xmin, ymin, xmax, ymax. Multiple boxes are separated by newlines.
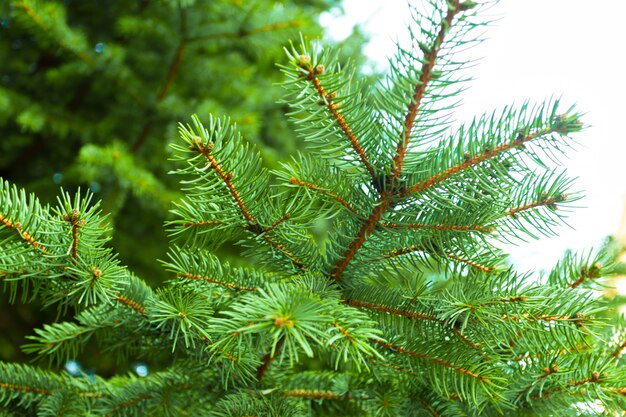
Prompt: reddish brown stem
<box><xmin>116</xmin><ymin>294</ymin><xmax>147</xmax><ymax>316</ymax></box>
<box><xmin>0</xmin><ymin>213</ymin><xmax>46</xmax><ymax>252</ymax></box>
<box><xmin>392</xmin><ymin>1</ymin><xmax>460</xmax><ymax>179</ymax></box>
<box><xmin>371</xmin><ymin>339</ymin><xmax>490</xmax><ymax>382</ymax></box>
<box><xmin>298</xmin><ymin>63</ymin><xmax>377</xmax><ymax>183</ymax></box>
<box><xmin>290</xmin><ymin>177</ymin><xmax>363</xmax><ymax>216</ymax></box>
<box><xmin>178</xmin><ymin>272</ymin><xmax>256</xmax><ymax>292</ymax></box>
<box><xmin>381</xmin><ymin>222</ymin><xmax>494</xmax><ymax>233</ymax></box>
<box><xmin>256</xmin><ymin>335</ymin><xmax>285</xmax><ymax>381</ymax></box>
<box><xmin>404</xmin><ymin>127</ymin><xmax>553</xmax><ymax>197</ymax></box>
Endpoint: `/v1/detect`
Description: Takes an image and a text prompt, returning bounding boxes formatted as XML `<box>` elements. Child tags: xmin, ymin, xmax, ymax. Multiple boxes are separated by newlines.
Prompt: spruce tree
<box><xmin>1</xmin><ymin>1</ymin><xmax>625</xmax><ymax>416</ymax></box>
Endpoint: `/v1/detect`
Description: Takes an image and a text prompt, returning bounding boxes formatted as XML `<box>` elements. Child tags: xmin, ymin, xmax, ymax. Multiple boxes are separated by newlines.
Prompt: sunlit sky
<box><xmin>321</xmin><ymin>1</ymin><xmax>626</xmax><ymax>272</ymax></box>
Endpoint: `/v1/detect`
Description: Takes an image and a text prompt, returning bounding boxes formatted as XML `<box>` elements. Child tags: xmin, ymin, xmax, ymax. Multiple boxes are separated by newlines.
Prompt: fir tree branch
<box><xmin>116</xmin><ymin>294</ymin><xmax>147</xmax><ymax>316</ymax></box>
<box><xmin>403</xmin><ymin>126</ymin><xmax>555</xmax><ymax>197</ymax></box>
<box><xmin>131</xmin><ymin>7</ymin><xmax>188</xmax><ymax>153</ymax></box>
<box><xmin>345</xmin><ymin>299</ymin><xmax>480</xmax><ymax>349</ymax></box>
<box><xmin>0</xmin><ymin>212</ymin><xmax>46</xmax><ymax>252</ymax></box>
<box><xmin>256</xmin><ymin>335</ymin><xmax>285</xmax><ymax>381</ymax></box>
<box><xmin>444</xmin><ymin>253</ymin><xmax>495</xmax><ymax>273</ymax></box>
<box><xmin>177</xmin><ymin>272</ymin><xmax>256</xmax><ymax>292</ymax></box>
<box><xmin>371</xmin><ymin>339</ymin><xmax>490</xmax><ymax>382</ymax></box>
<box><xmin>192</xmin><ymin>138</ymin><xmax>255</xmax><ymax>223</ymax></box>
<box><xmin>182</xmin><ymin>220</ymin><xmax>225</xmax><ymax>227</ymax></box>
<box><xmin>14</xmin><ymin>1</ymin><xmax>96</xmax><ymax>67</ymax></box>
<box><xmin>381</xmin><ymin>222</ymin><xmax>494</xmax><ymax>233</ymax></box>
<box><xmin>612</xmin><ymin>339</ymin><xmax>626</xmax><ymax>359</ymax></box>
<box><xmin>289</xmin><ymin>177</ymin><xmax>363</xmax><ymax>216</ymax></box>
<box><xmin>415</xmin><ymin>396</ymin><xmax>440</xmax><ymax>417</ymax></box>
<box><xmin>282</xmin><ymin>389</ymin><xmax>358</xmax><ymax>401</ymax></box>
<box><xmin>296</xmin><ymin>60</ymin><xmax>377</xmax><ymax>183</ymax></box>
<box><xmin>504</xmin><ymin>193</ymin><xmax>567</xmax><ymax>217</ymax></box>
<box><xmin>0</xmin><ymin>382</ymin><xmax>51</xmax><ymax>396</ymax></box>
<box><xmin>189</xmin><ymin>136</ymin><xmax>306</xmax><ymax>269</ymax></box>
<box><xmin>329</xmin><ymin>3</ymin><xmax>480</xmax><ymax>281</ymax></box>
<box><xmin>331</xmin><ymin>196</ymin><xmax>390</xmax><ymax>280</ymax></box>
<box><xmin>569</xmin><ymin>263</ymin><xmax>603</xmax><ymax>289</ymax></box>
<box><xmin>391</xmin><ymin>0</ymin><xmax>462</xmax><ymax>179</ymax></box>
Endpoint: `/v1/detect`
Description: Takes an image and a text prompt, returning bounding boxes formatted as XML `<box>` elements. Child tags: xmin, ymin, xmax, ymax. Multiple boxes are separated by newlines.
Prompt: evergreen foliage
<box><xmin>1</xmin><ymin>1</ymin><xmax>626</xmax><ymax>416</ymax></box>
<box><xmin>0</xmin><ymin>0</ymin><xmax>354</xmax><ymax>278</ymax></box>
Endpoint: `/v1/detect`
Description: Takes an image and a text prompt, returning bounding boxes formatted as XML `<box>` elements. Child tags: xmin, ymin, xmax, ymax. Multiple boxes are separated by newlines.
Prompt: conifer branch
<box><xmin>391</xmin><ymin>0</ymin><xmax>462</xmax><ymax>179</ymax></box>
<box><xmin>14</xmin><ymin>1</ymin><xmax>96</xmax><ymax>67</ymax></box>
<box><xmin>289</xmin><ymin>177</ymin><xmax>363</xmax><ymax>216</ymax></box>
<box><xmin>371</xmin><ymin>339</ymin><xmax>490</xmax><ymax>382</ymax></box>
<box><xmin>131</xmin><ymin>7</ymin><xmax>188</xmax><ymax>153</ymax></box>
<box><xmin>504</xmin><ymin>194</ymin><xmax>567</xmax><ymax>217</ymax></box>
<box><xmin>403</xmin><ymin>127</ymin><xmax>555</xmax><ymax>197</ymax></box>
<box><xmin>182</xmin><ymin>220</ymin><xmax>225</xmax><ymax>228</ymax></box>
<box><xmin>345</xmin><ymin>299</ymin><xmax>480</xmax><ymax>349</ymax></box>
<box><xmin>445</xmin><ymin>253</ymin><xmax>495</xmax><ymax>272</ymax></box>
<box><xmin>415</xmin><ymin>396</ymin><xmax>440</xmax><ymax>417</ymax></box>
<box><xmin>331</xmin><ymin>196</ymin><xmax>390</xmax><ymax>280</ymax></box>
<box><xmin>283</xmin><ymin>389</ymin><xmax>357</xmax><ymax>401</ymax></box>
<box><xmin>611</xmin><ymin>339</ymin><xmax>626</xmax><ymax>359</ymax></box>
<box><xmin>569</xmin><ymin>263</ymin><xmax>603</xmax><ymax>289</ymax></box>
<box><xmin>296</xmin><ymin>60</ymin><xmax>377</xmax><ymax>183</ymax></box>
<box><xmin>0</xmin><ymin>382</ymin><xmax>51</xmax><ymax>396</ymax></box>
<box><xmin>116</xmin><ymin>294</ymin><xmax>147</xmax><ymax>316</ymax></box>
<box><xmin>268</xmin><ymin>213</ymin><xmax>292</xmax><ymax>232</ymax></box>
<box><xmin>256</xmin><ymin>335</ymin><xmax>285</xmax><ymax>381</ymax></box>
<box><xmin>0</xmin><ymin>212</ymin><xmax>46</xmax><ymax>252</ymax></box>
<box><xmin>177</xmin><ymin>272</ymin><xmax>256</xmax><ymax>292</ymax></box>
<box><xmin>381</xmin><ymin>222</ymin><xmax>494</xmax><ymax>233</ymax></box>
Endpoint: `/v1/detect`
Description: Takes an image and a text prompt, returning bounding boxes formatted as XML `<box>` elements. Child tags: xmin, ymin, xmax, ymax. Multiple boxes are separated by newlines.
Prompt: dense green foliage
<box><xmin>0</xmin><ymin>0</ymin><xmax>360</xmax><ymax>277</ymax></box>
<box><xmin>2</xmin><ymin>0</ymin><xmax>626</xmax><ymax>416</ymax></box>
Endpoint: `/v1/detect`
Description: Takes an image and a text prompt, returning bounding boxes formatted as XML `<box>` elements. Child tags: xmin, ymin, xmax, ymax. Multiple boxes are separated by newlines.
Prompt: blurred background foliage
<box><xmin>0</xmin><ymin>0</ymin><xmax>370</xmax><ymax>363</ymax></box>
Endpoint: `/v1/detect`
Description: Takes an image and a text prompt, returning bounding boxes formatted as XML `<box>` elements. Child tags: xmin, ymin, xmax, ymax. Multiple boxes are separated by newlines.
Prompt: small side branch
<box><xmin>569</xmin><ymin>264</ymin><xmax>603</xmax><ymax>289</ymax></box>
<box><xmin>0</xmin><ymin>382</ymin><xmax>51</xmax><ymax>396</ymax></box>
<box><xmin>404</xmin><ymin>127</ymin><xmax>554</xmax><ymax>197</ymax></box>
<box><xmin>504</xmin><ymin>193</ymin><xmax>567</xmax><ymax>217</ymax></box>
<box><xmin>0</xmin><ymin>213</ymin><xmax>47</xmax><ymax>252</ymax></box>
<box><xmin>297</xmin><ymin>60</ymin><xmax>377</xmax><ymax>183</ymax></box>
<box><xmin>192</xmin><ymin>138</ymin><xmax>256</xmax><ymax>223</ymax></box>
<box><xmin>346</xmin><ymin>299</ymin><xmax>480</xmax><ymax>349</ymax></box>
<box><xmin>116</xmin><ymin>294</ymin><xmax>147</xmax><ymax>316</ymax></box>
<box><xmin>178</xmin><ymin>272</ymin><xmax>256</xmax><ymax>292</ymax></box>
<box><xmin>392</xmin><ymin>1</ymin><xmax>462</xmax><ymax>179</ymax></box>
<box><xmin>371</xmin><ymin>339</ymin><xmax>490</xmax><ymax>382</ymax></box>
<box><xmin>290</xmin><ymin>177</ymin><xmax>363</xmax><ymax>216</ymax></box>
<box><xmin>381</xmin><ymin>222</ymin><xmax>494</xmax><ymax>233</ymax></box>
<box><xmin>283</xmin><ymin>389</ymin><xmax>358</xmax><ymax>401</ymax></box>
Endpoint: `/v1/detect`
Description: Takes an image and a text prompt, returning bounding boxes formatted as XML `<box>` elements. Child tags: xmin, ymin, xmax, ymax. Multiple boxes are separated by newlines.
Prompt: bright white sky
<box><xmin>321</xmin><ymin>1</ymin><xmax>626</xmax><ymax>272</ymax></box>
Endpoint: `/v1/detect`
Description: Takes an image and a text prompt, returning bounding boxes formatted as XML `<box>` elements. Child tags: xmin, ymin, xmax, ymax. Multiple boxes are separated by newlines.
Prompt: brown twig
<box><xmin>0</xmin><ymin>213</ymin><xmax>46</xmax><ymax>252</ymax></box>
<box><xmin>403</xmin><ymin>127</ymin><xmax>553</xmax><ymax>197</ymax></box>
<box><xmin>371</xmin><ymin>339</ymin><xmax>490</xmax><ymax>382</ymax></box>
<box><xmin>289</xmin><ymin>177</ymin><xmax>363</xmax><ymax>216</ymax></box>
<box><xmin>178</xmin><ymin>272</ymin><xmax>256</xmax><ymax>292</ymax></box>
<box><xmin>345</xmin><ymin>299</ymin><xmax>480</xmax><ymax>349</ymax></box>
<box><xmin>381</xmin><ymin>222</ymin><xmax>494</xmax><ymax>233</ymax></box>
<box><xmin>256</xmin><ymin>335</ymin><xmax>285</xmax><ymax>381</ymax></box>
<box><xmin>391</xmin><ymin>1</ymin><xmax>461</xmax><ymax>179</ymax></box>
<box><xmin>297</xmin><ymin>61</ymin><xmax>377</xmax><ymax>183</ymax></box>
<box><xmin>116</xmin><ymin>294</ymin><xmax>147</xmax><ymax>316</ymax></box>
